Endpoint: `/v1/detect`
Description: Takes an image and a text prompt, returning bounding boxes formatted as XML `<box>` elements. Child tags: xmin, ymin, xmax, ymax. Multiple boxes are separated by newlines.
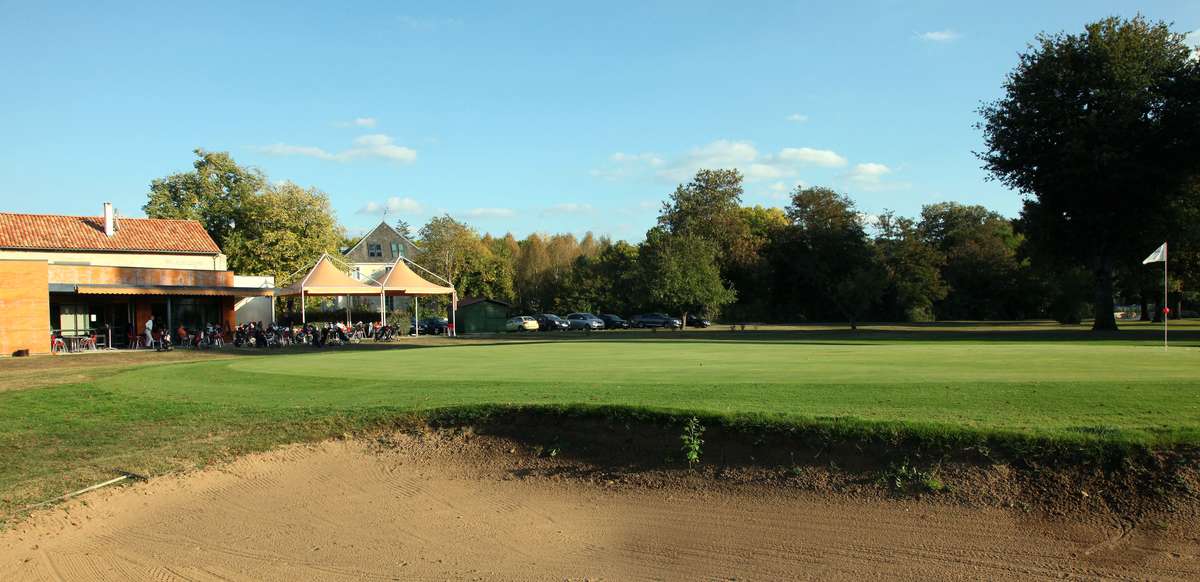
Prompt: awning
<box><xmin>74</xmin><ymin>284</ymin><xmax>276</xmax><ymax>297</ymax></box>
<box><xmin>376</xmin><ymin>258</ymin><xmax>455</xmax><ymax>296</ymax></box>
<box><xmin>276</xmin><ymin>254</ymin><xmax>382</xmax><ymax>297</ymax></box>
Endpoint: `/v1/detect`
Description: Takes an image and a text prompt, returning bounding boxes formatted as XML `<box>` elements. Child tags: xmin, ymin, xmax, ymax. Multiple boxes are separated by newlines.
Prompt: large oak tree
<box><xmin>978</xmin><ymin>16</ymin><xmax>1200</xmax><ymax>330</ymax></box>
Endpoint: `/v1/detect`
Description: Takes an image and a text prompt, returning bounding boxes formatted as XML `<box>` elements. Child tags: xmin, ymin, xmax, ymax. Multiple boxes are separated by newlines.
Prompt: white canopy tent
<box><xmin>374</xmin><ymin>256</ymin><xmax>457</xmax><ymax>336</ymax></box>
<box><xmin>275</xmin><ymin>254</ymin><xmax>385</xmax><ymax>324</ymax></box>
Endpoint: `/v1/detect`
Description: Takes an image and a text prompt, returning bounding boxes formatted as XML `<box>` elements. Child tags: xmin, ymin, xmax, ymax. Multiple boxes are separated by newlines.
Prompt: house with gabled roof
<box><xmin>342</xmin><ymin>221</ymin><xmax>421</xmax><ymax>283</ymax></box>
<box><xmin>0</xmin><ymin>203</ymin><xmax>271</xmax><ymax>355</ymax></box>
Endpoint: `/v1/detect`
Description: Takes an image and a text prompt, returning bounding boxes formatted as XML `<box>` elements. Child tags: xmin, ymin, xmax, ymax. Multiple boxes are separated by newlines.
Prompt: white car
<box><xmin>505</xmin><ymin>316</ymin><xmax>540</xmax><ymax>332</ymax></box>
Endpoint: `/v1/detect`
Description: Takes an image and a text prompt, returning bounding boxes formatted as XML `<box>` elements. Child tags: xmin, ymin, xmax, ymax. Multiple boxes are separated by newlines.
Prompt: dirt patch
<box><xmin>1</xmin><ymin>431</ymin><xmax>1197</xmax><ymax>581</ymax></box>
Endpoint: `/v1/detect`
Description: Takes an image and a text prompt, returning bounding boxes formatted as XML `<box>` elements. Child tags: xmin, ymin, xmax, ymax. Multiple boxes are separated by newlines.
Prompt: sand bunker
<box><xmin>2</xmin><ymin>436</ymin><xmax>1197</xmax><ymax>581</ymax></box>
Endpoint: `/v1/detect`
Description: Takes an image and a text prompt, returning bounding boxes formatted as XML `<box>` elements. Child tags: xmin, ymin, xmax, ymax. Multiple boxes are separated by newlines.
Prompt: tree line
<box><xmin>144</xmin><ymin>16</ymin><xmax>1200</xmax><ymax>329</ymax></box>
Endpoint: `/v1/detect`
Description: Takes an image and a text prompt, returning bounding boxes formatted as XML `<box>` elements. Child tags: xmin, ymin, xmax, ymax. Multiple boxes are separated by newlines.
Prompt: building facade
<box><xmin>342</xmin><ymin>222</ymin><xmax>420</xmax><ymax>284</ymax></box>
<box><xmin>341</xmin><ymin>221</ymin><xmax>420</xmax><ymax>313</ymax></box>
<box><xmin>0</xmin><ymin>204</ymin><xmax>271</xmax><ymax>355</ymax></box>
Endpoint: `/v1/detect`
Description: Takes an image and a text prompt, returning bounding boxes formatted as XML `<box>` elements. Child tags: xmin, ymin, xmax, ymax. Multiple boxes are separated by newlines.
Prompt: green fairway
<box><xmin>108</xmin><ymin>333</ymin><xmax>1200</xmax><ymax>441</ymax></box>
<box><xmin>3</xmin><ymin>322</ymin><xmax>1200</xmax><ymax>520</ymax></box>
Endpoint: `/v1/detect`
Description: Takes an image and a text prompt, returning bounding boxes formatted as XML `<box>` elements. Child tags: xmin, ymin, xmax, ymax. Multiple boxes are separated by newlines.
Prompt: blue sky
<box><xmin>1</xmin><ymin>1</ymin><xmax>1197</xmax><ymax>240</ymax></box>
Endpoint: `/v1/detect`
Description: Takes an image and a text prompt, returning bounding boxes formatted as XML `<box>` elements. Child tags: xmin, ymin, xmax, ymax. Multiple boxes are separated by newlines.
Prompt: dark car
<box><xmin>599</xmin><ymin>314</ymin><xmax>629</xmax><ymax>329</ymax></box>
<box><xmin>409</xmin><ymin>317</ymin><xmax>449</xmax><ymax>335</ymax></box>
<box><xmin>535</xmin><ymin>314</ymin><xmax>570</xmax><ymax>331</ymax></box>
<box><xmin>630</xmin><ymin>313</ymin><xmax>682</xmax><ymax>329</ymax></box>
<box><xmin>566</xmin><ymin>313</ymin><xmax>605</xmax><ymax>330</ymax></box>
<box><xmin>684</xmin><ymin>314</ymin><xmax>712</xmax><ymax>328</ymax></box>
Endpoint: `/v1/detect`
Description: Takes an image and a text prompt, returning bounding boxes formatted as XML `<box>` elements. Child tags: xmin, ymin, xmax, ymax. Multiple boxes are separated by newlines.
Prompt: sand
<box><xmin>2</xmin><ymin>436</ymin><xmax>1197</xmax><ymax>581</ymax></box>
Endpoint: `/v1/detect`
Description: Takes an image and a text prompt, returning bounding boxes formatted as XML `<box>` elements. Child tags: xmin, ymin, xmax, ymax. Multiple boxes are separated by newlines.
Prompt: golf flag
<box><xmin>1143</xmin><ymin>242</ymin><xmax>1167</xmax><ymax>264</ymax></box>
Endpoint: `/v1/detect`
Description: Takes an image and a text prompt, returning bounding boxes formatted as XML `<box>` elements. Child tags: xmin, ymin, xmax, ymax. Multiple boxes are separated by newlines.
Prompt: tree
<box><xmin>780</xmin><ymin>186</ymin><xmax>886</xmax><ymax>329</ymax></box>
<box><xmin>145</xmin><ymin>150</ymin><xmax>344</xmax><ymax>284</ymax></box>
<box><xmin>144</xmin><ymin>149</ymin><xmax>266</xmax><ymax>247</ymax></box>
<box><xmin>978</xmin><ymin>16</ymin><xmax>1200</xmax><ymax>330</ymax></box>
<box><xmin>415</xmin><ymin>215</ymin><xmax>513</xmax><ymax>302</ymax></box>
<box><xmin>917</xmin><ymin>202</ymin><xmax>1026</xmax><ymax>320</ymax></box>
<box><xmin>638</xmin><ymin>228</ymin><xmax>736</xmax><ymax>328</ymax></box>
<box><xmin>724</xmin><ymin>205</ymin><xmax>790</xmax><ymax>321</ymax></box>
<box><xmin>220</xmin><ymin>182</ymin><xmax>344</xmax><ymax>282</ymax></box>
<box><xmin>875</xmin><ymin>212</ymin><xmax>947</xmax><ymax>321</ymax></box>
<box><xmin>515</xmin><ymin>234</ymin><xmax>552</xmax><ymax>311</ymax></box>
<box><xmin>658</xmin><ymin>169</ymin><xmax>759</xmax><ymax>268</ymax></box>
<box><xmin>394</xmin><ymin>219</ymin><xmax>413</xmax><ymax>240</ymax></box>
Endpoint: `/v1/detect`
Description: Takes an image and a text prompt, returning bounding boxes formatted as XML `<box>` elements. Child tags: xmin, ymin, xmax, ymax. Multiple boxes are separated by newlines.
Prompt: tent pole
<box><xmin>414</xmin><ymin>296</ymin><xmax>419</xmax><ymax>337</ymax></box>
<box><xmin>451</xmin><ymin>292</ymin><xmax>458</xmax><ymax>337</ymax></box>
<box><xmin>301</xmin><ymin>290</ymin><xmax>306</xmax><ymax>324</ymax></box>
<box><xmin>380</xmin><ymin>291</ymin><xmax>386</xmax><ymax>327</ymax></box>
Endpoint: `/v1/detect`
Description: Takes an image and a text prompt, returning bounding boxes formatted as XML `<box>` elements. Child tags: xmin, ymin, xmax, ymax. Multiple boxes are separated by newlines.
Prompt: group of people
<box><xmin>140</xmin><ymin>316</ymin><xmax>225</xmax><ymax>351</ymax></box>
<box><xmin>138</xmin><ymin>317</ymin><xmax>402</xmax><ymax>351</ymax></box>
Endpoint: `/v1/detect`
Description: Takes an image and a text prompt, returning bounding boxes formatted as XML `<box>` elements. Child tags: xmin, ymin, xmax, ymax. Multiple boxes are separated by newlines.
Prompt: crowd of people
<box><xmin>136</xmin><ymin>317</ymin><xmax>401</xmax><ymax>351</ymax></box>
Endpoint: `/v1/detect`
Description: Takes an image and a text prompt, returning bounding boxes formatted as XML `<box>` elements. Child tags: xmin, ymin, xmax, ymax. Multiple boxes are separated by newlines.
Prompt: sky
<box><xmin>1</xmin><ymin>1</ymin><xmax>1197</xmax><ymax>240</ymax></box>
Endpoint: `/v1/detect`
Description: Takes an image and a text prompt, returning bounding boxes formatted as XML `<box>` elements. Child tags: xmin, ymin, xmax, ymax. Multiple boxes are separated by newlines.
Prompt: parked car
<box><xmin>684</xmin><ymin>314</ymin><xmax>711</xmax><ymax>328</ymax></box>
<box><xmin>599</xmin><ymin>314</ymin><xmax>629</xmax><ymax>329</ymax></box>
<box><xmin>505</xmin><ymin>316</ymin><xmax>540</xmax><ymax>332</ymax></box>
<box><xmin>566</xmin><ymin>313</ymin><xmax>605</xmax><ymax>330</ymax></box>
<box><xmin>409</xmin><ymin>317</ymin><xmax>449</xmax><ymax>335</ymax></box>
<box><xmin>630</xmin><ymin>313</ymin><xmax>682</xmax><ymax>329</ymax></box>
<box><xmin>535</xmin><ymin>314</ymin><xmax>570</xmax><ymax>331</ymax></box>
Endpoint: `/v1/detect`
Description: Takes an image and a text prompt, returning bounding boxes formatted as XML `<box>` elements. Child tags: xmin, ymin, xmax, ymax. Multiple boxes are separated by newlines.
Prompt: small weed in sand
<box><xmin>681</xmin><ymin>417</ymin><xmax>705</xmax><ymax>468</ymax></box>
<box><xmin>882</xmin><ymin>461</ymin><xmax>945</xmax><ymax>493</ymax></box>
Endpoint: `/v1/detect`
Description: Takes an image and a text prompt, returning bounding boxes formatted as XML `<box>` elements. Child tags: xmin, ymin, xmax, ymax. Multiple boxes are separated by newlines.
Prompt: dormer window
<box><xmin>367</xmin><ymin>243</ymin><xmax>383</xmax><ymax>258</ymax></box>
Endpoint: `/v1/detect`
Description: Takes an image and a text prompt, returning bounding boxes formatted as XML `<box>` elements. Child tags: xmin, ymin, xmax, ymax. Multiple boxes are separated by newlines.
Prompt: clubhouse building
<box><xmin>0</xmin><ymin>204</ymin><xmax>272</xmax><ymax>356</ymax></box>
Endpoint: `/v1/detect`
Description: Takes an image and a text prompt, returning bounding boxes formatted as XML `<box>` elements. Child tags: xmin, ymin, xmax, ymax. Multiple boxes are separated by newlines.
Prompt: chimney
<box><xmin>103</xmin><ymin>202</ymin><xmax>115</xmax><ymax>237</ymax></box>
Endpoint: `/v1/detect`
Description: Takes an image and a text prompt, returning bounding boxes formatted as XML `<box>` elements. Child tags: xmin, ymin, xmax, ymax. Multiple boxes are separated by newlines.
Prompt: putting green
<box><xmin>108</xmin><ymin>338</ymin><xmax>1200</xmax><ymax>442</ymax></box>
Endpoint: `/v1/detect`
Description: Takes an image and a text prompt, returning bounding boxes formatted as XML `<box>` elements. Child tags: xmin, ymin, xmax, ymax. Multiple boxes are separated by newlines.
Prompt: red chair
<box><xmin>78</xmin><ymin>333</ymin><xmax>97</xmax><ymax>351</ymax></box>
<box><xmin>51</xmin><ymin>333</ymin><xmax>65</xmax><ymax>354</ymax></box>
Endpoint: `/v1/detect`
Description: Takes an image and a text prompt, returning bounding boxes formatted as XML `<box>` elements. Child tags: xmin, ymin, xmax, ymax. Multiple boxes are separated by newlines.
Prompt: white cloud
<box><xmin>460</xmin><ymin>207</ymin><xmax>516</xmax><ymax>219</ymax></box>
<box><xmin>777</xmin><ymin>147</ymin><xmax>848</xmax><ymax>168</ymax></box>
<box><xmin>917</xmin><ymin>29</ymin><xmax>962</xmax><ymax>43</ymax></box>
<box><xmin>543</xmin><ymin>203</ymin><xmax>595</xmax><ymax>216</ymax></box>
<box><xmin>336</xmin><ymin>117</ymin><xmax>377</xmax><ymax>128</ymax></box>
<box><xmin>844</xmin><ymin>162</ymin><xmax>909</xmax><ymax>192</ymax></box>
<box><xmin>611</xmin><ymin>152</ymin><xmax>664</xmax><ymax>166</ymax></box>
<box><xmin>764</xmin><ymin>180</ymin><xmax>805</xmax><ymax>201</ymax></box>
<box><xmin>786</xmin><ymin>113</ymin><xmax>809</xmax><ymax>123</ymax></box>
<box><xmin>656</xmin><ymin>140</ymin><xmax>761</xmax><ymax>182</ymax></box>
<box><xmin>1188</xmin><ymin>29</ymin><xmax>1200</xmax><ymax>60</ymax></box>
<box><xmin>356</xmin><ymin>196</ymin><xmax>425</xmax><ymax>216</ymax></box>
<box><xmin>257</xmin><ymin>134</ymin><xmax>416</xmax><ymax>164</ymax></box>
<box><xmin>595</xmin><ymin>140</ymin><xmax>849</xmax><ymax>184</ymax></box>
<box><xmin>592</xmin><ymin>151</ymin><xmax>664</xmax><ymax>179</ymax></box>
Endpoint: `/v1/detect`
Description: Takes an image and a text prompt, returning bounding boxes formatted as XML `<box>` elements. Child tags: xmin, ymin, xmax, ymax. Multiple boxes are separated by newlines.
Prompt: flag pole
<box><xmin>1164</xmin><ymin>242</ymin><xmax>1168</xmax><ymax>351</ymax></box>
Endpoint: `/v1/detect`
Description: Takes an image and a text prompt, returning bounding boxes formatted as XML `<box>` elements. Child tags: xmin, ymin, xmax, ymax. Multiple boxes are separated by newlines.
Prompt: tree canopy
<box><xmin>144</xmin><ymin>150</ymin><xmax>342</xmax><ymax>283</ymax></box>
<box><xmin>978</xmin><ymin>16</ymin><xmax>1200</xmax><ymax>330</ymax></box>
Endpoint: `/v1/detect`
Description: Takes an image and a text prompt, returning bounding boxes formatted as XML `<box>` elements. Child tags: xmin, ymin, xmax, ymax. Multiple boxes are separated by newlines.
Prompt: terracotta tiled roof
<box><xmin>0</xmin><ymin>213</ymin><xmax>222</xmax><ymax>254</ymax></box>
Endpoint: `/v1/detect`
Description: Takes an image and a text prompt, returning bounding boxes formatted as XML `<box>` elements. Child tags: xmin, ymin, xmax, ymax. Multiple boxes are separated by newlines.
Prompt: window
<box><xmin>390</xmin><ymin>242</ymin><xmax>401</xmax><ymax>257</ymax></box>
<box><xmin>367</xmin><ymin>243</ymin><xmax>383</xmax><ymax>258</ymax></box>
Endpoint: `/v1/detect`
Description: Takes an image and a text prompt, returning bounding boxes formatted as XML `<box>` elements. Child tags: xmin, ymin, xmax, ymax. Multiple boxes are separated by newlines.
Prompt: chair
<box><xmin>78</xmin><ymin>333</ymin><xmax>97</xmax><ymax>351</ymax></box>
<box><xmin>51</xmin><ymin>333</ymin><xmax>66</xmax><ymax>354</ymax></box>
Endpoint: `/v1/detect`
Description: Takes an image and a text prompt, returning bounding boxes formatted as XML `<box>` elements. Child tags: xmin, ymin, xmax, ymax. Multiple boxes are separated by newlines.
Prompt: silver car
<box><xmin>566</xmin><ymin>313</ymin><xmax>605</xmax><ymax>330</ymax></box>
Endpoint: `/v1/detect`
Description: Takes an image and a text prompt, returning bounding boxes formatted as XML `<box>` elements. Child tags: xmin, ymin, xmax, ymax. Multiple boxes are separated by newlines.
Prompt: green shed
<box><xmin>455</xmin><ymin>298</ymin><xmax>511</xmax><ymax>334</ymax></box>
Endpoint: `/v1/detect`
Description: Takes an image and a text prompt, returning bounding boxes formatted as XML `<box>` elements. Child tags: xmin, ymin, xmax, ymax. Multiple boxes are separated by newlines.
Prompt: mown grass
<box><xmin>2</xmin><ymin>321</ymin><xmax>1199</xmax><ymax>523</ymax></box>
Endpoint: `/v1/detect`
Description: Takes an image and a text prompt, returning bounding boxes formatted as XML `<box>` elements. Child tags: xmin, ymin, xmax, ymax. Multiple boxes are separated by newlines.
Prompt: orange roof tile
<box><xmin>0</xmin><ymin>213</ymin><xmax>221</xmax><ymax>254</ymax></box>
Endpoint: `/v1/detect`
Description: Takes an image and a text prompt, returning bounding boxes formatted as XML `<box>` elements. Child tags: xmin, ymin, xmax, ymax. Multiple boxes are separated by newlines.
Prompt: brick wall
<box><xmin>0</xmin><ymin>260</ymin><xmax>51</xmax><ymax>356</ymax></box>
<box><xmin>47</xmin><ymin>264</ymin><xmax>235</xmax><ymax>287</ymax></box>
